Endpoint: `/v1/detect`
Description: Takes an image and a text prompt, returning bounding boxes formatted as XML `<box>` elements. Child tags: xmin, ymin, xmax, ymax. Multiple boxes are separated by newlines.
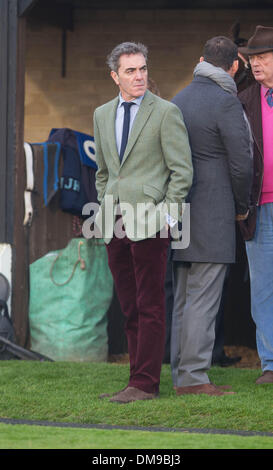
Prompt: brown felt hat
<box><xmin>239</xmin><ymin>25</ymin><xmax>273</xmax><ymax>55</ymax></box>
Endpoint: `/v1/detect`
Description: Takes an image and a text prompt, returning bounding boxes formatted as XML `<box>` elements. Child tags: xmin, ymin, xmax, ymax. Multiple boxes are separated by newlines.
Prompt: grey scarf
<box><xmin>194</xmin><ymin>60</ymin><xmax>253</xmax><ymax>153</ymax></box>
<box><xmin>193</xmin><ymin>60</ymin><xmax>237</xmax><ymax>96</ymax></box>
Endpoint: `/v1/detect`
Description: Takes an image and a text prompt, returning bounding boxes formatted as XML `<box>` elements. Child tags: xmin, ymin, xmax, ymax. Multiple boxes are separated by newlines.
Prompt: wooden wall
<box><xmin>24</xmin><ymin>8</ymin><xmax>273</xmax><ymax>142</ymax></box>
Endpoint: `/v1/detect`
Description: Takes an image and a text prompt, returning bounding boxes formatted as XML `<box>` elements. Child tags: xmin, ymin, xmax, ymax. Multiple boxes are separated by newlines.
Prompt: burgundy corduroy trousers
<box><xmin>106</xmin><ymin>230</ymin><xmax>170</xmax><ymax>394</ymax></box>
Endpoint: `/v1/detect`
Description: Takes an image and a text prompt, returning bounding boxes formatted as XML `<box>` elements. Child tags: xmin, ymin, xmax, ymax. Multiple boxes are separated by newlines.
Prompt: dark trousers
<box><xmin>163</xmin><ymin>243</ymin><xmax>174</xmax><ymax>363</ymax></box>
<box><xmin>106</xmin><ymin>230</ymin><xmax>170</xmax><ymax>394</ymax></box>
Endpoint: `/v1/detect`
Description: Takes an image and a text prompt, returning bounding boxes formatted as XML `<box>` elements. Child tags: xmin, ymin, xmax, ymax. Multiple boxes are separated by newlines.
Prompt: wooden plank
<box><xmin>18</xmin><ymin>0</ymin><xmax>38</xmax><ymax>17</ymax></box>
<box><xmin>0</xmin><ymin>0</ymin><xmax>19</xmax><ymax>243</ymax></box>
<box><xmin>0</xmin><ymin>1</ymin><xmax>9</xmax><ymax>242</ymax></box>
<box><xmin>11</xmin><ymin>12</ymin><xmax>29</xmax><ymax>346</ymax></box>
<box><xmin>5</xmin><ymin>0</ymin><xmax>18</xmax><ymax>243</ymax></box>
<box><xmin>53</xmin><ymin>0</ymin><xmax>273</xmax><ymax>8</ymax></box>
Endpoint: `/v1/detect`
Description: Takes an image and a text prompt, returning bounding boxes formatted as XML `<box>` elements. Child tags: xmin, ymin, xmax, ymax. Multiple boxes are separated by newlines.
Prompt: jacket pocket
<box><xmin>143</xmin><ymin>184</ymin><xmax>164</xmax><ymax>203</ymax></box>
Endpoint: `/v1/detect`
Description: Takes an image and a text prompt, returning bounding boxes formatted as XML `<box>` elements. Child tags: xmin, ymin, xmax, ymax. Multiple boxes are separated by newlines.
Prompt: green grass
<box><xmin>0</xmin><ymin>361</ymin><xmax>272</xmax><ymax>449</ymax></box>
<box><xmin>0</xmin><ymin>423</ymin><xmax>272</xmax><ymax>449</ymax></box>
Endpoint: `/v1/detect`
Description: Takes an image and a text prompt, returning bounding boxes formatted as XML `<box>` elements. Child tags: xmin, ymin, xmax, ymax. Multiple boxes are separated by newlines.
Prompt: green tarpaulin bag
<box><xmin>29</xmin><ymin>238</ymin><xmax>113</xmax><ymax>362</ymax></box>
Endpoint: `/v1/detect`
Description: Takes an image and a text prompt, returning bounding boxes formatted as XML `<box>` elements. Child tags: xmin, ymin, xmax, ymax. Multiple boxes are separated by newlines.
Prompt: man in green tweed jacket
<box><xmin>94</xmin><ymin>42</ymin><xmax>192</xmax><ymax>404</ymax></box>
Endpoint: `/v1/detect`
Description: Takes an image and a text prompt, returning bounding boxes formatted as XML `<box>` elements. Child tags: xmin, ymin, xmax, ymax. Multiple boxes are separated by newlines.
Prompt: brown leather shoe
<box><xmin>174</xmin><ymin>382</ymin><xmax>232</xmax><ymax>391</ymax></box>
<box><xmin>255</xmin><ymin>371</ymin><xmax>273</xmax><ymax>384</ymax></box>
<box><xmin>211</xmin><ymin>382</ymin><xmax>233</xmax><ymax>390</ymax></box>
<box><xmin>99</xmin><ymin>386</ymin><xmax>128</xmax><ymax>399</ymax></box>
<box><xmin>176</xmin><ymin>383</ymin><xmax>235</xmax><ymax>396</ymax></box>
<box><xmin>109</xmin><ymin>386</ymin><xmax>159</xmax><ymax>403</ymax></box>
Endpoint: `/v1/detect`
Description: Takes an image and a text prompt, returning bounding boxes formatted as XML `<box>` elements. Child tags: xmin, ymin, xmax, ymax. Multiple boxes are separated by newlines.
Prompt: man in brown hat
<box><xmin>238</xmin><ymin>25</ymin><xmax>273</xmax><ymax>385</ymax></box>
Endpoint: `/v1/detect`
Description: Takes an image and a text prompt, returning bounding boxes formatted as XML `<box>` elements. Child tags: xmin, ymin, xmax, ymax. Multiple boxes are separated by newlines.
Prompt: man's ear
<box><xmin>232</xmin><ymin>59</ymin><xmax>239</xmax><ymax>75</ymax></box>
<box><xmin>199</xmin><ymin>56</ymin><xmax>204</xmax><ymax>63</ymax></box>
<box><xmin>228</xmin><ymin>59</ymin><xmax>239</xmax><ymax>78</ymax></box>
<box><xmin>111</xmin><ymin>70</ymin><xmax>119</xmax><ymax>86</ymax></box>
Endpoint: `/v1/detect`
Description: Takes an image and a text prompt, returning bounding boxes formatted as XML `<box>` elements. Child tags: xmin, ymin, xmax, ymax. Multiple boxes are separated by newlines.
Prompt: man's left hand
<box><xmin>236</xmin><ymin>210</ymin><xmax>249</xmax><ymax>221</ymax></box>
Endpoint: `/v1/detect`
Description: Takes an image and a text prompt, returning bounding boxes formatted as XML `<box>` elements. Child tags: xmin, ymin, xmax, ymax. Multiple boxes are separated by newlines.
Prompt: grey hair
<box><xmin>106</xmin><ymin>42</ymin><xmax>148</xmax><ymax>72</ymax></box>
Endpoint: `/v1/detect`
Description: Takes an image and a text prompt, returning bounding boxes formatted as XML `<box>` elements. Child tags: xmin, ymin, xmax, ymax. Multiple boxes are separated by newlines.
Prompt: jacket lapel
<box><xmin>250</xmin><ymin>86</ymin><xmax>263</xmax><ymax>158</ymax></box>
<box><xmin>120</xmin><ymin>90</ymin><xmax>155</xmax><ymax>166</ymax></box>
<box><xmin>242</xmin><ymin>82</ymin><xmax>263</xmax><ymax>158</ymax></box>
<box><xmin>107</xmin><ymin>96</ymin><xmax>120</xmax><ymax>166</ymax></box>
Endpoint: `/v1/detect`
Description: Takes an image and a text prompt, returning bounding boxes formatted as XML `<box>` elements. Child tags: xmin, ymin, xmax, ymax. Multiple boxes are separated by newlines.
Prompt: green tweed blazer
<box><xmin>93</xmin><ymin>89</ymin><xmax>193</xmax><ymax>243</ymax></box>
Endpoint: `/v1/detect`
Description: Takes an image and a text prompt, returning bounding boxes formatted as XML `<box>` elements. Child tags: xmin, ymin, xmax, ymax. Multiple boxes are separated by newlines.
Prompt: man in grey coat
<box><xmin>170</xmin><ymin>36</ymin><xmax>253</xmax><ymax>396</ymax></box>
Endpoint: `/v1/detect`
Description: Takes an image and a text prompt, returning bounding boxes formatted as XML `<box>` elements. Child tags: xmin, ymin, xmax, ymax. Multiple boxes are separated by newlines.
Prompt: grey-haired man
<box><xmin>94</xmin><ymin>42</ymin><xmax>193</xmax><ymax>403</ymax></box>
<box><xmin>238</xmin><ymin>25</ymin><xmax>273</xmax><ymax>385</ymax></box>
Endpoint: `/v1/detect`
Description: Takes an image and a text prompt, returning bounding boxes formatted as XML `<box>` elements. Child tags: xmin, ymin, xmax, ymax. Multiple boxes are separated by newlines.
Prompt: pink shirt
<box><xmin>260</xmin><ymin>86</ymin><xmax>273</xmax><ymax>205</ymax></box>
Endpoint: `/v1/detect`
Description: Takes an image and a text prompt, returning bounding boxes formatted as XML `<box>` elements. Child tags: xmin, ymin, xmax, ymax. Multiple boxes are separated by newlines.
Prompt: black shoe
<box><xmin>212</xmin><ymin>353</ymin><xmax>241</xmax><ymax>367</ymax></box>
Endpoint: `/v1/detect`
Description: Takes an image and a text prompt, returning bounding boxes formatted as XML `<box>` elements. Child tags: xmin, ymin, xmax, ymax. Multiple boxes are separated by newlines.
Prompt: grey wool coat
<box><xmin>171</xmin><ymin>75</ymin><xmax>252</xmax><ymax>264</ymax></box>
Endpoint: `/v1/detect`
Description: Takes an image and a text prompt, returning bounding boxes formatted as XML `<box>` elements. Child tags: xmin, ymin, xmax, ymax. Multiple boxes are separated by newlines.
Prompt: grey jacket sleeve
<box><xmin>217</xmin><ymin>95</ymin><xmax>253</xmax><ymax>215</ymax></box>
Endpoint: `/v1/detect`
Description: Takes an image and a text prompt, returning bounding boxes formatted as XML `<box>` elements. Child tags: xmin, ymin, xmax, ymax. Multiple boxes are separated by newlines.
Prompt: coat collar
<box><xmin>239</xmin><ymin>82</ymin><xmax>263</xmax><ymax>157</ymax></box>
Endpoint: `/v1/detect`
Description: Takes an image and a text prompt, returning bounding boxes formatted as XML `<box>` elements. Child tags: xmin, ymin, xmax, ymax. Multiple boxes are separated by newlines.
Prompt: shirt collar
<box><xmin>118</xmin><ymin>93</ymin><xmax>144</xmax><ymax>108</ymax></box>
